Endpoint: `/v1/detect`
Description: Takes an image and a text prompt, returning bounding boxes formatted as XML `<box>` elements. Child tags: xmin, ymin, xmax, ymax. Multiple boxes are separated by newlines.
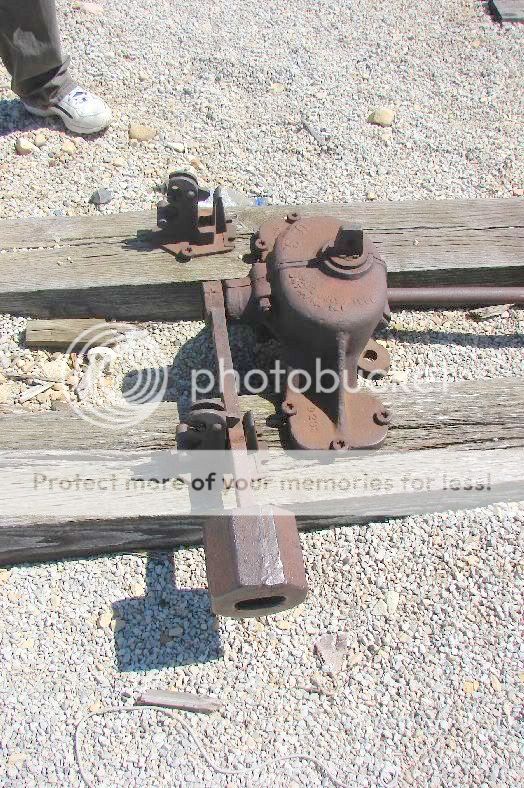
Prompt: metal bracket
<box><xmin>156</xmin><ymin>172</ymin><xmax>236</xmax><ymax>260</ymax></box>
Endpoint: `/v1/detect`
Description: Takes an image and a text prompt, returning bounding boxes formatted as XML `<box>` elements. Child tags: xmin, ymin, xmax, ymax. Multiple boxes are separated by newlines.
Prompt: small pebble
<box><xmin>33</xmin><ymin>133</ymin><xmax>47</xmax><ymax>148</ymax></box>
<box><xmin>61</xmin><ymin>140</ymin><xmax>77</xmax><ymax>155</ymax></box>
<box><xmin>128</xmin><ymin>123</ymin><xmax>157</xmax><ymax>142</ymax></box>
<box><xmin>368</xmin><ymin>107</ymin><xmax>395</xmax><ymax>127</ymax></box>
<box><xmin>89</xmin><ymin>187</ymin><xmax>113</xmax><ymax>206</ymax></box>
<box><xmin>15</xmin><ymin>137</ymin><xmax>36</xmax><ymax>155</ymax></box>
<box><xmin>97</xmin><ymin>611</ymin><xmax>113</xmax><ymax>628</ymax></box>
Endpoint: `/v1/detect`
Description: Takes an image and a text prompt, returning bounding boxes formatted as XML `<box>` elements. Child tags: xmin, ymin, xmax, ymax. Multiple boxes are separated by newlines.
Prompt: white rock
<box><xmin>0</xmin><ymin>383</ymin><xmax>13</xmax><ymax>403</ymax></box>
<box><xmin>130</xmin><ymin>582</ymin><xmax>145</xmax><ymax>596</ymax></box>
<box><xmin>72</xmin><ymin>1</ymin><xmax>104</xmax><ymax>13</ymax></box>
<box><xmin>97</xmin><ymin>611</ymin><xmax>113</xmax><ymax>628</ymax></box>
<box><xmin>166</xmin><ymin>142</ymin><xmax>185</xmax><ymax>153</ymax></box>
<box><xmin>61</xmin><ymin>140</ymin><xmax>77</xmax><ymax>155</ymax></box>
<box><xmin>38</xmin><ymin>358</ymin><xmax>69</xmax><ymax>382</ymax></box>
<box><xmin>314</xmin><ymin>632</ymin><xmax>349</xmax><ymax>673</ymax></box>
<box><xmin>15</xmin><ymin>138</ymin><xmax>36</xmax><ymax>156</ymax></box>
<box><xmin>385</xmin><ymin>590</ymin><xmax>400</xmax><ymax>616</ymax></box>
<box><xmin>373</xmin><ymin>599</ymin><xmax>388</xmax><ymax>616</ymax></box>
<box><xmin>33</xmin><ymin>133</ymin><xmax>47</xmax><ymax>148</ymax></box>
<box><xmin>368</xmin><ymin>107</ymin><xmax>395</xmax><ymax>127</ymax></box>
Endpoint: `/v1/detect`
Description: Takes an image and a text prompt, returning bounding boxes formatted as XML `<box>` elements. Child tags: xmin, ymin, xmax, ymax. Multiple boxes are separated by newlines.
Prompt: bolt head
<box><xmin>281</xmin><ymin>400</ymin><xmax>297</xmax><ymax>416</ymax></box>
<box><xmin>330</xmin><ymin>439</ymin><xmax>348</xmax><ymax>450</ymax></box>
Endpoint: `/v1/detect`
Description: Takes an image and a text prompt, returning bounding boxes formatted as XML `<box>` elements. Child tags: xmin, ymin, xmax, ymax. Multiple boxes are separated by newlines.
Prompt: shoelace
<box><xmin>62</xmin><ymin>88</ymin><xmax>91</xmax><ymax>107</ymax></box>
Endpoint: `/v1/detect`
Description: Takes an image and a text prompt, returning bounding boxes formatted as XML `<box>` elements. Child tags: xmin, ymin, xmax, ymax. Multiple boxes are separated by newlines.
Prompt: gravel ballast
<box><xmin>0</xmin><ymin>505</ymin><xmax>523</xmax><ymax>786</ymax></box>
<box><xmin>0</xmin><ymin>0</ymin><xmax>523</xmax><ymax>786</ymax></box>
<box><xmin>0</xmin><ymin>0</ymin><xmax>523</xmax><ymax>215</ymax></box>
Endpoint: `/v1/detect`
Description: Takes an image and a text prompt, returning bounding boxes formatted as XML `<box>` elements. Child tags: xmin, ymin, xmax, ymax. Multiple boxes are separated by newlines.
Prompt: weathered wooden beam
<box><xmin>0</xmin><ymin>447</ymin><xmax>521</xmax><ymax>566</ymax></box>
<box><xmin>0</xmin><ymin>199</ymin><xmax>522</xmax><ymax>320</ymax></box>
<box><xmin>0</xmin><ymin>378</ymin><xmax>523</xmax><ymax>452</ymax></box>
<box><xmin>489</xmin><ymin>0</ymin><xmax>524</xmax><ymax>23</ymax></box>
<box><xmin>0</xmin><ymin>377</ymin><xmax>522</xmax><ymax>565</ymax></box>
<box><xmin>1</xmin><ymin>199</ymin><xmax>522</xmax><ymax>251</ymax></box>
<box><xmin>24</xmin><ymin>319</ymin><xmax>122</xmax><ymax>350</ymax></box>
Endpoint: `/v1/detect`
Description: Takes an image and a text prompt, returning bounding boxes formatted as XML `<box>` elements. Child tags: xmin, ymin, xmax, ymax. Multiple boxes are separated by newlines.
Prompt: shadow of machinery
<box><xmin>112</xmin><ymin>552</ymin><xmax>222</xmax><ymax>672</ymax></box>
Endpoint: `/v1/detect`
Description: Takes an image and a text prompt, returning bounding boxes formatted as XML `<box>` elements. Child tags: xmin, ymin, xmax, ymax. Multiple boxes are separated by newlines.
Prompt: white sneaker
<box><xmin>24</xmin><ymin>86</ymin><xmax>112</xmax><ymax>135</ymax></box>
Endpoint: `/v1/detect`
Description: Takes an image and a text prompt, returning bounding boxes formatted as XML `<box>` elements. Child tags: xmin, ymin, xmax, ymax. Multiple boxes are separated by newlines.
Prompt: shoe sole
<box><xmin>24</xmin><ymin>103</ymin><xmax>112</xmax><ymax>135</ymax></box>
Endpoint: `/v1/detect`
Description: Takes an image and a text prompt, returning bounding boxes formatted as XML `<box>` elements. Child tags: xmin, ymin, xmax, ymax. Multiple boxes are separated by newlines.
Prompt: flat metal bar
<box><xmin>202</xmin><ymin>281</ymin><xmax>255</xmax><ymax>508</ymax></box>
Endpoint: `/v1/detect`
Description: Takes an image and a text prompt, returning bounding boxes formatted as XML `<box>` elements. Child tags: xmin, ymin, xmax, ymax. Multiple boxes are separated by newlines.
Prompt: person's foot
<box><xmin>23</xmin><ymin>87</ymin><xmax>112</xmax><ymax>135</ymax></box>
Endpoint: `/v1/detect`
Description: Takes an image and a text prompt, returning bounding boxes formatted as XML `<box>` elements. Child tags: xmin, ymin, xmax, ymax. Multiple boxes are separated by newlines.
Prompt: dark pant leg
<box><xmin>0</xmin><ymin>0</ymin><xmax>73</xmax><ymax>105</ymax></box>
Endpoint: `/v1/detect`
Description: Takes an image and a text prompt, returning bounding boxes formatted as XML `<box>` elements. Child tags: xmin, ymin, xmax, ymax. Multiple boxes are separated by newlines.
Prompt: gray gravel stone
<box><xmin>89</xmin><ymin>187</ymin><xmax>113</xmax><ymax>206</ymax></box>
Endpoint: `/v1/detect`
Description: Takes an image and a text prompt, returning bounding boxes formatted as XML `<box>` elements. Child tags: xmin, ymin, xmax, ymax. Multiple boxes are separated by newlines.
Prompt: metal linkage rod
<box><xmin>387</xmin><ymin>286</ymin><xmax>524</xmax><ymax>307</ymax></box>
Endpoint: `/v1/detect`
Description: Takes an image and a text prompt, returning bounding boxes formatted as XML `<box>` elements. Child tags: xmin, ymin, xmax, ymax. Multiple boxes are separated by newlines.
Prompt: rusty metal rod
<box><xmin>387</xmin><ymin>286</ymin><xmax>524</xmax><ymax>307</ymax></box>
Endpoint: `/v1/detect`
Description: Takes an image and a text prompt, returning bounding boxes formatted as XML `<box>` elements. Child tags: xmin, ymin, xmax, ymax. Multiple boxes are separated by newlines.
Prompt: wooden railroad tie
<box><xmin>0</xmin><ymin>198</ymin><xmax>522</xmax><ymax>565</ymax></box>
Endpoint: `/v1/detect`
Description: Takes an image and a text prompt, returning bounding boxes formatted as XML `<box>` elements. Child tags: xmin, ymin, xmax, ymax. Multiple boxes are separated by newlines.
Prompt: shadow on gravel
<box><xmin>121</xmin><ymin>322</ymin><xmax>279</xmax><ymax>418</ymax></box>
<box><xmin>0</xmin><ymin>98</ymin><xmax>55</xmax><ymax>136</ymax></box>
<box><xmin>112</xmin><ymin>552</ymin><xmax>222</xmax><ymax>672</ymax></box>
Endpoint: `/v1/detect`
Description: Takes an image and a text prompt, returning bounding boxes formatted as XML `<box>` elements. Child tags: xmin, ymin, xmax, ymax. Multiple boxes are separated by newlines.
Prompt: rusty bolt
<box><xmin>179</xmin><ymin>245</ymin><xmax>193</xmax><ymax>259</ymax></box>
<box><xmin>373</xmin><ymin>408</ymin><xmax>391</xmax><ymax>426</ymax></box>
<box><xmin>330</xmin><ymin>439</ymin><xmax>348</xmax><ymax>450</ymax></box>
<box><xmin>281</xmin><ymin>400</ymin><xmax>297</xmax><ymax>416</ymax></box>
<box><xmin>255</xmin><ymin>237</ymin><xmax>267</xmax><ymax>251</ymax></box>
<box><xmin>286</xmin><ymin>212</ymin><xmax>301</xmax><ymax>224</ymax></box>
<box><xmin>203</xmin><ymin>507</ymin><xmax>308</xmax><ymax>618</ymax></box>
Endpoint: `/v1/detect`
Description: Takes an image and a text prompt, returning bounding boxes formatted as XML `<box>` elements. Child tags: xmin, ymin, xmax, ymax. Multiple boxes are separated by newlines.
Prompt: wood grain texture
<box><xmin>1</xmin><ymin>199</ymin><xmax>522</xmax><ymax>320</ymax></box>
<box><xmin>1</xmin><ymin>199</ymin><xmax>522</xmax><ymax>250</ymax></box>
<box><xmin>0</xmin><ymin>377</ymin><xmax>522</xmax><ymax>565</ymax></box>
<box><xmin>0</xmin><ymin>378</ymin><xmax>523</xmax><ymax>452</ymax></box>
<box><xmin>489</xmin><ymin>0</ymin><xmax>524</xmax><ymax>22</ymax></box>
<box><xmin>0</xmin><ymin>447</ymin><xmax>521</xmax><ymax>566</ymax></box>
<box><xmin>25</xmin><ymin>319</ymin><xmax>120</xmax><ymax>349</ymax></box>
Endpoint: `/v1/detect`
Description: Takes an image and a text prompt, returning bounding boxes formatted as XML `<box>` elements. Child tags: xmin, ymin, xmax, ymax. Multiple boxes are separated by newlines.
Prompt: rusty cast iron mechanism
<box><xmin>225</xmin><ymin>214</ymin><xmax>393</xmax><ymax>450</ymax></box>
<box><xmin>156</xmin><ymin>172</ymin><xmax>236</xmax><ymax>260</ymax></box>
<box><xmin>174</xmin><ymin>209</ymin><xmax>523</xmax><ymax>620</ymax></box>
